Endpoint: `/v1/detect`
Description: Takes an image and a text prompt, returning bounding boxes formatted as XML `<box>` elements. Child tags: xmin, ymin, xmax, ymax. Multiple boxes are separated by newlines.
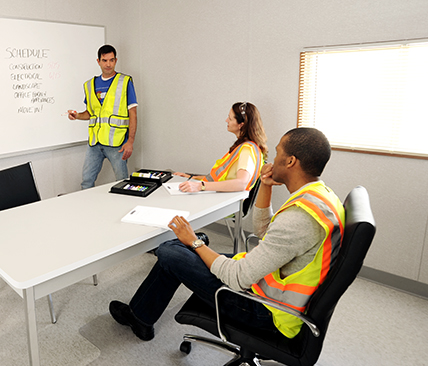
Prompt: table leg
<box><xmin>233</xmin><ymin>200</ymin><xmax>244</xmax><ymax>254</ymax></box>
<box><xmin>23</xmin><ymin>287</ymin><xmax>40</xmax><ymax>366</ymax></box>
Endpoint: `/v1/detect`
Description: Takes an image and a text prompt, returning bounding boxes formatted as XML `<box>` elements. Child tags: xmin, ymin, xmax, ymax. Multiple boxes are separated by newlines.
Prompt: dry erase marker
<box><xmin>62</xmin><ymin>110</ymin><xmax>77</xmax><ymax>116</ymax></box>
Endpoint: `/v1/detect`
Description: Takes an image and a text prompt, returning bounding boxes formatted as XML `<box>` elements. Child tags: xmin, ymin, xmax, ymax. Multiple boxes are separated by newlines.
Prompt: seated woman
<box><xmin>176</xmin><ymin>102</ymin><xmax>268</xmax><ymax>193</ymax></box>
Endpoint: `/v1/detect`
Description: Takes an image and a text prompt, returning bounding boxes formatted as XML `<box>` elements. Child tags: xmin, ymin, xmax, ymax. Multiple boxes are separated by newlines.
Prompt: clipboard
<box><xmin>121</xmin><ymin>205</ymin><xmax>190</xmax><ymax>229</ymax></box>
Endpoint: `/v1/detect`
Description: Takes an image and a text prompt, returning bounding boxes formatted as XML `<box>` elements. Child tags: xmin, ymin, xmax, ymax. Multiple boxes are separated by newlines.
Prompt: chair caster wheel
<box><xmin>180</xmin><ymin>341</ymin><xmax>192</xmax><ymax>354</ymax></box>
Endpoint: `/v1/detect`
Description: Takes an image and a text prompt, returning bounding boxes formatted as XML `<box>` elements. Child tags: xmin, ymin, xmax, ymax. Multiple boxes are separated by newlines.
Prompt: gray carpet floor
<box><xmin>1</xmin><ymin>223</ymin><xmax>428</xmax><ymax>365</ymax></box>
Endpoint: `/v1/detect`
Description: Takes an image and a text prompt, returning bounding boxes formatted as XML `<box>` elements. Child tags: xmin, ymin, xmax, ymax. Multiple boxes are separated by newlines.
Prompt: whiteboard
<box><xmin>0</xmin><ymin>18</ymin><xmax>105</xmax><ymax>156</ymax></box>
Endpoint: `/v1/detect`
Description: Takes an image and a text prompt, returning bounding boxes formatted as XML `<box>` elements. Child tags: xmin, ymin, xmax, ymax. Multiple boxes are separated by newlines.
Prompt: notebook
<box><xmin>162</xmin><ymin>181</ymin><xmax>216</xmax><ymax>195</ymax></box>
<box><xmin>121</xmin><ymin>206</ymin><xmax>190</xmax><ymax>229</ymax></box>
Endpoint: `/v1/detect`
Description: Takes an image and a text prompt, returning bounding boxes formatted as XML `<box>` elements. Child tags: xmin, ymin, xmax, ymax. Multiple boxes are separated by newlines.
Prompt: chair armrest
<box><xmin>245</xmin><ymin>233</ymin><xmax>260</xmax><ymax>252</ymax></box>
<box><xmin>214</xmin><ymin>285</ymin><xmax>320</xmax><ymax>342</ymax></box>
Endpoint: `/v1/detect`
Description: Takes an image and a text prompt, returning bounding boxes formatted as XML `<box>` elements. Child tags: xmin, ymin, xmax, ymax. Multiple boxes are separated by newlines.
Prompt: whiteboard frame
<box><xmin>0</xmin><ymin>17</ymin><xmax>106</xmax><ymax>158</ymax></box>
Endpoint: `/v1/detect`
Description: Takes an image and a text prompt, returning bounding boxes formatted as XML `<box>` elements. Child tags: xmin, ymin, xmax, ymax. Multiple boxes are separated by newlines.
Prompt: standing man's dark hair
<box><xmin>283</xmin><ymin>127</ymin><xmax>331</xmax><ymax>177</ymax></box>
<box><xmin>98</xmin><ymin>44</ymin><xmax>116</xmax><ymax>59</ymax></box>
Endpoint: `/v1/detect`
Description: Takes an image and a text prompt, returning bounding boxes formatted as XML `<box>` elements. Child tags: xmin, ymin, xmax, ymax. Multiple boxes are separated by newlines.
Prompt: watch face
<box><xmin>192</xmin><ymin>239</ymin><xmax>204</xmax><ymax>248</ymax></box>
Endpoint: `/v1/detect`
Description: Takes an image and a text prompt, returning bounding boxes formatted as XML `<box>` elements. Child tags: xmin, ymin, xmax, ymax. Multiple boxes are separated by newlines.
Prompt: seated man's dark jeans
<box><xmin>129</xmin><ymin>238</ymin><xmax>275</xmax><ymax>331</ymax></box>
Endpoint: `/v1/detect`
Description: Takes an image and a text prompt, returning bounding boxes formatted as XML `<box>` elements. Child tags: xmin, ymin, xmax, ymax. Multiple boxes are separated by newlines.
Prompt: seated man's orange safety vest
<box><xmin>234</xmin><ymin>181</ymin><xmax>345</xmax><ymax>338</ymax></box>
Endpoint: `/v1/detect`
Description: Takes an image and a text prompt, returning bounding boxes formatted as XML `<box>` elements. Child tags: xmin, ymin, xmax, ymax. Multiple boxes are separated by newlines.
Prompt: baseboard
<box><xmin>358</xmin><ymin>266</ymin><xmax>428</xmax><ymax>300</ymax></box>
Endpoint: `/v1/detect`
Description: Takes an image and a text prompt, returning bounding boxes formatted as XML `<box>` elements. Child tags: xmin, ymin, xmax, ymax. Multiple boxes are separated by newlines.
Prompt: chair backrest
<box><xmin>242</xmin><ymin>177</ymin><xmax>261</xmax><ymax>217</ymax></box>
<box><xmin>293</xmin><ymin>186</ymin><xmax>376</xmax><ymax>365</ymax></box>
<box><xmin>0</xmin><ymin>162</ymin><xmax>41</xmax><ymax>211</ymax></box>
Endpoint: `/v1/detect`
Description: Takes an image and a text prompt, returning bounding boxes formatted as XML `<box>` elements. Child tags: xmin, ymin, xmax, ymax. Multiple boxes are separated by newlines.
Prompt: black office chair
<box><xmin>0</xmin><ymin>162</ymin><xmax>41</xmax><ymax>211</ymax></box>
<box><xmin>0</xmin><ymin>162</ymin><xmax>65</xmax><ymax>324</ymax></box>
<box><xmin>224</xmin><ymin>177</ymin><xmax>261</xmax><ymax>248</ymax></box>
<box><xmin>0</xmin><ymin>162</ymin><xmax>57</xmax><ymax>323</ymax></box>
<box><xmin>175</xmin><ymin>185</ymin><xmax>376</xmax><ymax>366</ymax></box>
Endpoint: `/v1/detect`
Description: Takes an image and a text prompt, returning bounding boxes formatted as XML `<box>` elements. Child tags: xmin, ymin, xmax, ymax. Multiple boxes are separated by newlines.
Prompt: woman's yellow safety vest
<box><xmin>84</xmin><ymin>73</ymin><xmax>131</xmax><ymax>147</ymax></box>
<box><xmin>203</xmin><ymin>141</ymin><xmax>263</xmax><ymax>191</ymax></box>
<box><xmin>234</xmin><ymin>181</ymin><xmax>345</xmax><ymax>338</ymax></box>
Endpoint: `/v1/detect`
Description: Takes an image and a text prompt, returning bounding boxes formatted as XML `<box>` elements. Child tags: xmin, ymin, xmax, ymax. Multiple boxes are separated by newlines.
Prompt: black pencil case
<box><xmin>110</xmin><ymin>180</ymin><xmax>159</xmax><ymax>197</ymax></box>
<box><xmin>129</xmin><ymin>169</ymin><xmax>172</xmax><ymax>186</ymax></box>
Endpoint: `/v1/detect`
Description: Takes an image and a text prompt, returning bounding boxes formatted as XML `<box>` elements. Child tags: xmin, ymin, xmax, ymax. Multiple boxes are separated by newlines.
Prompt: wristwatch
<box><xmin>191</xmin><ymin>239</ymin><xmax>205</xmax><ymax>250</ymax></box>
<box><xmin>200</xmin><ymin>181</ymin><xmax>206</xmax><ymax>191</ymax></box>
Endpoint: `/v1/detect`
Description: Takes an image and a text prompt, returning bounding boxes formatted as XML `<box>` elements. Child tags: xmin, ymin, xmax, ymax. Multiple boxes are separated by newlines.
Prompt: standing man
<box><xmin>68</xmin><ymin>44</ymin><xmax>137</xmax><ymax>189</ymax></box>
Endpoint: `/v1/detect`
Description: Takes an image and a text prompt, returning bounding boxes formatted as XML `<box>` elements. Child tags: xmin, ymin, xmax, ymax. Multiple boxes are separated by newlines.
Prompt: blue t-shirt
<box><xmin>84</xmin><ymin>73</ymin><xmax>137</xmax><ymax>107</ymax></box>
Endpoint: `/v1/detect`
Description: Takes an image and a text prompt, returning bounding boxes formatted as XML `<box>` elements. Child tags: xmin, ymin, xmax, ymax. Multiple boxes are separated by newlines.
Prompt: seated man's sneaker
<box><xmin>109</xmin><ymin>300</ymin><xmax>154</xmax><ymax>341</ymax></box>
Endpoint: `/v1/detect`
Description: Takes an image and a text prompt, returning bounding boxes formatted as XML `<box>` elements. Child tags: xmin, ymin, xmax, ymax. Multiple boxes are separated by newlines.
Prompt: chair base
<box><xmin>180</xmin><ymin>334</ymin><xmax>263</xmax><ymax>366</ymax></box>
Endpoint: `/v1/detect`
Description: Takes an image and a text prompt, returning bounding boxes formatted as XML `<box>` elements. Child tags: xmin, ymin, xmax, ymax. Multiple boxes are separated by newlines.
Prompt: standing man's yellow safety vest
<box><xmin>203</xmin><ymin>141</ymin><xmax>264</xmax><ymax>191</ymax></box>
<box><xmin>84</xmin><ymin>73</ymin><xmax>131</xmax><ymax>147</ymax></box>
<box><xmin>234</xmin><ymin>181</ymin><xmax>345</xmax><ymax>338</ymax></box>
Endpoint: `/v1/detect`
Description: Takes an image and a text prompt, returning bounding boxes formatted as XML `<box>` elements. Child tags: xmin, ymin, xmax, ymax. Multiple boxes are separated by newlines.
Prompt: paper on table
<box><xmin>162</xmin><ymin>181</ymin><xmax>216</xmax><ymax>195</ymax></box>
<box><xmin>121</xmin><ymin>206</ymin><xmax>190</xmax><ymax>229</ymax></box>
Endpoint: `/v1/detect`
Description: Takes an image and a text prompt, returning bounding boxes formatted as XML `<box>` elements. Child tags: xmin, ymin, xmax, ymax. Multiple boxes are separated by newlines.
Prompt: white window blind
<box><xmin>298</xmin><ymin>41</ymin><xmax>428</xmax><ymax>158</ymax></box>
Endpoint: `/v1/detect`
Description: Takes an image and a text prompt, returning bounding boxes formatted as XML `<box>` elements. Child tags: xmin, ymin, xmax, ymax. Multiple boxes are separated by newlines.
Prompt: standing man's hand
<box><xmin>67</xmin><ymin>110</ymin><xmax>90</xmax><ymax>121</ymax></box>
<box><xmin>119</xmin><ymin>141</ymin><xmax>134</xmax><ymax>160</ymax></box>
<box><xmin>67</xmin><ymin>110</ymin><xmax>78</xmax><ymax>120</ymax></box>
<box><xmin>121</xmin><ymin>106</ymin><xmax>137</xmax><ymax>160</ymax></box>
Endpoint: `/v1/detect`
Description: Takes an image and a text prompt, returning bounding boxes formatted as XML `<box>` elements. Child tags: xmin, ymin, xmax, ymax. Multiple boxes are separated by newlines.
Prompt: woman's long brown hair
<box><xmin>229</xmin><ymin>102</ymin><xmax>268</xmax><ymax>159</ymax></box>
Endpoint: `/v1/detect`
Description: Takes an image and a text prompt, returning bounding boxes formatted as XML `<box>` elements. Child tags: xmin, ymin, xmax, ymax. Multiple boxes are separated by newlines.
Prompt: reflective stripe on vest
<box><xmin>84</xmin><ymin>73</ymin><xmax>131</xmax><ymax>147</ymax></box>
<box><xmin>250</xmin><ymin>182</ymin><xmax>344</xmax><ymax>338</ymax></box>
<box><xmin>203</xmin><ymin>141</ymin><xmax>263</xmax><ymax>191</ymax></box>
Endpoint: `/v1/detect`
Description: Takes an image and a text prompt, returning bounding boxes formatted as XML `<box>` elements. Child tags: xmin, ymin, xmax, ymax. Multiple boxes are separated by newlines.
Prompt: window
<box><xmin>298</xmin><ymin>40</ymin><xmax>428</xmax><ymax>158</ymax></box>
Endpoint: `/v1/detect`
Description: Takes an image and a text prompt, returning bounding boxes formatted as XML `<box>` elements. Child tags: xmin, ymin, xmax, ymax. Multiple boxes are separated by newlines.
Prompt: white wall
<box><xmin>1</xmin><ymin>0</ymin><xmax>428</xmax><ymax>286</ymax></box>
<box><xmin>133</xmin><ymin>0</ymin><xmax>428</xmax><ymax>286</ymax></box>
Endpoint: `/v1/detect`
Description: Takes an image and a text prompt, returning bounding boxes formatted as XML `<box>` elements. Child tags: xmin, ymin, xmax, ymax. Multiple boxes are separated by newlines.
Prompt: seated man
<box><xmin>109</xmin><ymin>127</ymin><xmax>345</xmax><ymax>340</ymax></box>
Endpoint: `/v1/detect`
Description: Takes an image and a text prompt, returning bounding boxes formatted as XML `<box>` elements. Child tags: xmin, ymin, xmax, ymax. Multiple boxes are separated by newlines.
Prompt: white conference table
<box><xmin>0</xmin><ymin>176</ymin><xmax>248</xmax><ymax>366</ymax></box>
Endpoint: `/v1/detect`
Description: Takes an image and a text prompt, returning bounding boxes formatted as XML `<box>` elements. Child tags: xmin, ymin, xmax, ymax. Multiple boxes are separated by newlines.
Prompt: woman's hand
<box><xmin>173</xmin><ymin>172</ymin><xmax>191</xmax><ymax>178</ymax></box>
<box><xmin>168</xmin><ymin>216</ymin><xmax>197</xmax><ymax>246</ymax></box>
<box><xmin>178</xmin><ymin>180</ymin><xmax>203</xmax><ymax>192</ymax></box>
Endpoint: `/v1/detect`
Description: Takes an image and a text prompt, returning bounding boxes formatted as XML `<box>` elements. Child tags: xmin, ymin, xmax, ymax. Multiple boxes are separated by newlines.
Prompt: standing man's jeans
<box><xmin>129</xmin><ymin>239</ymin><xmax>276</xmax><ymax>332</ymax></box>
<box><xmin>81</xmin><ymin>143</ymin><xmax>128</xmax><ymax>189</ymax></box>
